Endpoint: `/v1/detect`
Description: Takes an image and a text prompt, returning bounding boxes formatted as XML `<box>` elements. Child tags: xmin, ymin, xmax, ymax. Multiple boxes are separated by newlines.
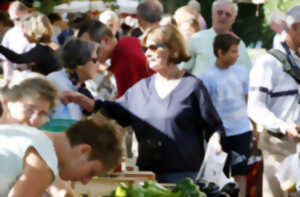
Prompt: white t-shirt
<box><xmin>0</xmin><ymin>124</ymin><xmax>58</xmax><ymax>196</ymax></box>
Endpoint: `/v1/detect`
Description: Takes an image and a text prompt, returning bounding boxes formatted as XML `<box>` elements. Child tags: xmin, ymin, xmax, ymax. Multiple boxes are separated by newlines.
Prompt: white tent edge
<box><xmin>54</xmin><ymin>0</ymin><xmax>139</xmax><ymax>14</ymax></box>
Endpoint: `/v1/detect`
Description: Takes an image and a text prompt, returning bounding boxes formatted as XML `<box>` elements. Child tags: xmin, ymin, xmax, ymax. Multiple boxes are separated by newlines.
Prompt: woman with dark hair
<box><xmin>48</xmin><ymin>38</ymin><xmax>99</xmax><ymax>120</ymax></box>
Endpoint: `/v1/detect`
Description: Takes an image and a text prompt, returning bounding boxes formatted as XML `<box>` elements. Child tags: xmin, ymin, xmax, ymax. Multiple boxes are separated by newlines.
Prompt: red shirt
<box><xmin>110</xmin><ymin>36</ymin><xmax>154</xmax><ymax>98</ymax></box>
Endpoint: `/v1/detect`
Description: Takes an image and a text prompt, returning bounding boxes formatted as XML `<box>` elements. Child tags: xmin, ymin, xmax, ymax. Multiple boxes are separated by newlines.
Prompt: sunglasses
<box><xmin>142</xmin><ymin>43</ymin><xmax>165</xmax><ymax>53</ymax></box>
<box><xmin>216</xmin><ymin>10</ymin><xmax>232</xmax><ymax>18</ymax></box>
<box><xmin>11</xmin><ymin>17</ymin><xmax>21</xmax><ymax>22</ymax></box>
<box><xmin>90</xmin><ymin>58</ymin><xmax>98</xmax><ymax>64</ymax></box>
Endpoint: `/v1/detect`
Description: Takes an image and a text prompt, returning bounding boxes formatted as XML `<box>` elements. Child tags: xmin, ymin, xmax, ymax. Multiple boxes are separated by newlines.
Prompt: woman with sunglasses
<box><xmin>63</xmin><ymin>24</ymin><xmax>225</xmax><ymax>183</ymax></box>
<box><xmin>48</xmin><ymin>39</ymin><xmax>99</xmax><ymax>121</ymax></box>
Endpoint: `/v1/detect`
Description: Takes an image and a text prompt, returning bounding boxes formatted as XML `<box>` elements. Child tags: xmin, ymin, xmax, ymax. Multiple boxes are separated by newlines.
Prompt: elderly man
<box><xmin>248</xmin><ymin>5</ymin><xmax>300</xmax><ymax>197</ymax></box>
<box><xmin>1</xmin><ymin>1</ymin><xmax>34</xmax><ymax>80</ymax></box>
<box><xmin>184</xmin><ymin>0</ymin><xmax>252</xmax><ymax>77</ymax></box>
<box><xmin>267</xmin><ymin>10</ymin><xmax>287</xmax><ymax>49</ymax></box>
<box><xmin>99</xmin><ymin>10</ymin><xmax>120</xmax><ymax>37</ymax></box>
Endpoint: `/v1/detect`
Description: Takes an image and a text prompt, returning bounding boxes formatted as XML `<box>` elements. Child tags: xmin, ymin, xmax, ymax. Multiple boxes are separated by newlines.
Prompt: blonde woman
<box><xmin>0</xmin><ymin>11</ymin><xmax>61</xmax><ymax>75</ymax></box>
<box><xmin>173</xmin><ymin>6</ymin><xmax>201</xmax><ymax>42</ymax></box>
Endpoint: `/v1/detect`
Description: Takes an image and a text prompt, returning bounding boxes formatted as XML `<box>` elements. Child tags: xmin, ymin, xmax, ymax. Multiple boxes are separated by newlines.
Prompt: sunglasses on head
<box><xmin>216</xmin><ymin>10</ymin><xmax>232</xmax><ymax>18</ymax></box>
<box><xmin>142</xmin><ymin>43</ymin><xmax>165</xmax><ymax>53</ymax></box>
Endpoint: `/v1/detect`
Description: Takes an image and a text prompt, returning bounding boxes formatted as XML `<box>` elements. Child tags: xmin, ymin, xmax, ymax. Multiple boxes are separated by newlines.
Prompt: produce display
<box><xmin>104</xmin><ymin>178</ymin><xmax>206</xmax><ymax>197</ymax></box>
<box><xmin>103</xmin><ymin>178</ymin><xmax>239</xmax><ymax>197</ymax></box>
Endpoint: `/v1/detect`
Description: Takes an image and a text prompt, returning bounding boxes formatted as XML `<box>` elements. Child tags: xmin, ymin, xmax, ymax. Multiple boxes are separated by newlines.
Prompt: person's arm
<box><xmin>8</xmin><ymin>147</ymin><xmax>54</xmax><ymax>197</ymax></box>
<box><xmin>196</xmin><ymin>81</ymin><xmax>225</xmax><ymax>138</ymax></box>
<box><xmin>60</xmin><ymin>90</ymin><xmax>132</xmax><ymax>127</ymax></box>
<box><xmin>0</xmin><ymin>45</ymin><xmax>37</xmax><ymax>64</ymax></box>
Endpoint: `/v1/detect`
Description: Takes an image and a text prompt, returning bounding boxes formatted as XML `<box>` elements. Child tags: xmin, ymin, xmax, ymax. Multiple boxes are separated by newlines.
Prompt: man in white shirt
<box><xmin>184</xmin><ymin>0</ymin><xmax>252</xmax><ymax>77</ymax></box>
<box><xmin>1</xmin><ymin>1</ymin><xmax>34</xmax><ymax>80</ymax></box>
<box><xmin>248</xmin><ymin>6</ymin><xmax>300</xmax><ymax>197</ymax></box>
<box><xmin>267</xmin><ymin>10</ymin><xmax>287</xmax><ymax>50</ymax></box>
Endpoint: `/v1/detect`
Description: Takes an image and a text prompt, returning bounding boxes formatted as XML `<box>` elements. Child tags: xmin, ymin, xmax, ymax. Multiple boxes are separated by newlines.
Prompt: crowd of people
<box><xmin>0</xmin><ymin>0</ymin><xmax>300</xmax><ymax>197</ymax></box>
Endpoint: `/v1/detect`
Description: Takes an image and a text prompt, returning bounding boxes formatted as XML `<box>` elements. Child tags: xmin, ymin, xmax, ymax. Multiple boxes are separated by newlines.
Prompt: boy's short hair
<box><xmin>66</xmin><ymin>113</ymin><xmax>123</xmax><ymax>171</ymax></box>
<box><xmin>213</xmin><ymin>33</ymin><xmax>240</xmax><ymax>57</ymax></box>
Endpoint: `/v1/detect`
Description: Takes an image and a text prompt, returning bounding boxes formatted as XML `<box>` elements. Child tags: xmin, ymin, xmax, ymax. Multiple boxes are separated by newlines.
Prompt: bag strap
<box><xmin>268</xmin><ymin>49</ymin><xmax>291</xmax><ymax>70</ymax></box>
<box><xmin>268</xmin><ymin>49</ymin><xmax>300</xmax><ymax>84</ymax></box>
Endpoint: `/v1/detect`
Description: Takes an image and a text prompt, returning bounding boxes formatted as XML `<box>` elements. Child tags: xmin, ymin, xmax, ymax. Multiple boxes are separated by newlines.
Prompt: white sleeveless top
<box><xmin>0</xmin><ymin>124</ymin><xmax>58</xmax><ymax>196</ymax></box>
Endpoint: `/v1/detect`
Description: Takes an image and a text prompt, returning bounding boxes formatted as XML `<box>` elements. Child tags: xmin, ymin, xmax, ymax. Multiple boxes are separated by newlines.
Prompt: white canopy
<box><xmin>54</xmin><ymin>0</ymin><xmax>138</xmax><ymax>14</ymax></box>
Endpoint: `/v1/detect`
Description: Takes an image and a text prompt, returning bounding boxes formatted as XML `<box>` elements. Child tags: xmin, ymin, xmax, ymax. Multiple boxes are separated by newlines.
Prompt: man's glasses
<box><xmin>216</xmin><ymin>10</ymin><xmax>232</xmax><ymax>18</ymax></box>
<box><xmin>142</xmin><ymin>43</ymin><xmax>165</xmax><ymax>53</ymax></box>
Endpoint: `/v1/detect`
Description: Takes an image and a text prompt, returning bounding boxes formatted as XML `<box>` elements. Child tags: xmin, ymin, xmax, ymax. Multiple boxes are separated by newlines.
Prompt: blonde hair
<box><xmin>22</xmin><ymin>11</ymin><xmax>53</xmax><ymax>43</ymax></box>
<box><xmin>174</xmin><ymin>6</ymin><xmax>199</xmax><ymax>26</ymax></box>
<box><xmin>0</xmin><ymin>71</ymin><xmax>58</xmax><ymax>112</ymax></box>
<box><xmin>141</xmin><ymin>24</ymin><xmax>191</xmax><ymax>64</ymax></box>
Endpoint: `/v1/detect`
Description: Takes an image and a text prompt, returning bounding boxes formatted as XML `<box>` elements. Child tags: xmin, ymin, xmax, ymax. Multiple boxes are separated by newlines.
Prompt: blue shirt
<box><xmin>95</xmin><ymin>72</ymin><xmax>224</xmax><ymax>173</ymax></box>
<box><xmin>201</xmin><ymin>64</ymin><xmax>251</xmax><ymax>136</ymax></box>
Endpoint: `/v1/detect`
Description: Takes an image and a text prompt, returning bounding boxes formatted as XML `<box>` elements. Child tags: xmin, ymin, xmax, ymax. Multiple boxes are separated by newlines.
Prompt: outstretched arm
<box><xmin>0</xmin><ymin>45</ymin><xmax>37</xmax><ymax>64</ymax></box>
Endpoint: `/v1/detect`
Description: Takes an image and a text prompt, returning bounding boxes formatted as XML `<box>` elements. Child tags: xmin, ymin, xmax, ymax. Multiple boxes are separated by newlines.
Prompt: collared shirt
<box><xmin>183</xmin><ymin>28</ymin><xmax>252</xmax><ymax>77</ymax></box>
<box><xmin>47</xmin><ymin>69</ymin><xmax>83</xmax><ymax>120</ymax></box>
<box><xmin>273</xmin><ymin>31</ymin><xmax>287</xmax><ymax>50</ymax></box>
<box><xmin>248</xmin><ymin>44</ymin><xmax>300</xmax><ymax>134</ymax></box>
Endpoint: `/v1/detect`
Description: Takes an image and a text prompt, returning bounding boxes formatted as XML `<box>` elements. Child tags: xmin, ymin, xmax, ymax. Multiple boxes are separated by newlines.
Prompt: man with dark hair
<box><xmin>136</xmin><ymin>0</ymin><xmax>163</xmax><ymax>33</ymax></box>
<box><xmin>79</xmin><ymin>20</ymin><xmax>154</xmax><ymax>98</ymax></box>
<box><xmin>0</xmin><ymin>115</ymin><xmax>123</xmax><ymax>196</ymax></box>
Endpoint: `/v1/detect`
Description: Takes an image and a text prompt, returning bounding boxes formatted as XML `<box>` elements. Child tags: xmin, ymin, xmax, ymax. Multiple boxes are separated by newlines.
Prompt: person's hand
<box><xmin>60</xmin><ymin>91</ymin><xmax>79</xmax><ymax>105</ymax></box>
<box><xmin>208</xmin><ymin>132</ymin><xmax>222</xmax><ymax>154</ymax></box>
<box><xmin>285</xmin><ymin>123</ymin><xmax>300</xmax><ymax>142</ymax></box>
<box><xmin>60</xmin><ymin>91</ymin><xmax>95</xmax><ymax>112</ymax></box>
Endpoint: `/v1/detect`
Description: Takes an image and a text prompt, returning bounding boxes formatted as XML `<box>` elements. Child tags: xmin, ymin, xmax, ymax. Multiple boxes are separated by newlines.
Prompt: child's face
<box><xmin>219</xmin><ymin>44</ymin><xmax>239</xmax><ymax>67</ymax></box>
